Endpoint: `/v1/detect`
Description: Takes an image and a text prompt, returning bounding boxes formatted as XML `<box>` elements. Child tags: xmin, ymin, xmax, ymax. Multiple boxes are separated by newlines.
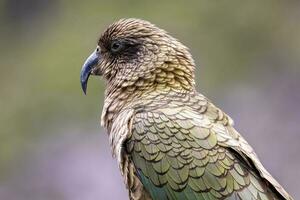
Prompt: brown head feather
<box><xmin>95</xmin><ymin>18</ymin><xmax>195</xmax><ymax>92</ymax></box>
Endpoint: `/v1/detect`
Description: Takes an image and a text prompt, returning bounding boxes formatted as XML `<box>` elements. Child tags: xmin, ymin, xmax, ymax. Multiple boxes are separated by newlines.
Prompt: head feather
<box><xmin>97</xmin><ymin>18</ymin><xmax>196</xmax><ymax>91</ymax></box>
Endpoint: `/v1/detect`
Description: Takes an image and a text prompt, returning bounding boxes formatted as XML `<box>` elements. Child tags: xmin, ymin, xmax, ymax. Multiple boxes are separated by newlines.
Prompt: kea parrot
<box><xmin>80</xmin><ymin>18</ymin><xmax>293</xmax><ymax>200</ymax></box>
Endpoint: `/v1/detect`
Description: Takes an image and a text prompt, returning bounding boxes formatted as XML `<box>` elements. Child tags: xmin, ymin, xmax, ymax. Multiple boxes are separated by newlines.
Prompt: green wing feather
<box><xmin>127</xmin><ymin>104</ymin><xmax>289</xmax><ymax>200</ymax></box>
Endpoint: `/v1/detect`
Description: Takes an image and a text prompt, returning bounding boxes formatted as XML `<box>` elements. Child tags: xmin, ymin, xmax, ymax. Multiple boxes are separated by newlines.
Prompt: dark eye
<box><xmin>110</xmin><ymin>41</ymin><xmax>123</xmax><ymax>53</ymax></box>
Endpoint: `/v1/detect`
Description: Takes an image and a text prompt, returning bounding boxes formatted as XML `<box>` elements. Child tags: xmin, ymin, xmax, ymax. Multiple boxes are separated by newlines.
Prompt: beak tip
<box><xmin>82</xmin><ymin>89</ymin><xmax>87</xmax><ymax>95</ymax></box>
<box><xmin>81</xmin><ymin>80</ymin><xmax>88</xmax><ymax>95</ymax></box>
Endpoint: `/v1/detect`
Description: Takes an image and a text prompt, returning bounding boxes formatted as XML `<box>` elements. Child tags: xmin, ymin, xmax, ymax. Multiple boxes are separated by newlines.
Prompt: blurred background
<box><xmin>0</xmin><ymin>0</ymin><xmax>299</xmax><ymax>199</ymax></box>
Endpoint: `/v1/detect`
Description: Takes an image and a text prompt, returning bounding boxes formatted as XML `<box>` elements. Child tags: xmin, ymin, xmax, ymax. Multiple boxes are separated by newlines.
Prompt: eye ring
<box><xmin>110</xmin><ymin>41</ymin><xmax>123</xmax><ymax>53</ymax></box>
<box><xmin>96</xmin><ymin>46</ymin><xmax>100</xmax><ymax>52</ymax></box>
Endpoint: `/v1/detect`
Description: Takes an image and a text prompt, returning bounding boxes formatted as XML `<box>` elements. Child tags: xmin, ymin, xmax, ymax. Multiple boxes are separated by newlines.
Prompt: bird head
<box><xmin>81</xmin><ymin>18</ymin><xmax>195</xmax><ymax>94</ymax></box>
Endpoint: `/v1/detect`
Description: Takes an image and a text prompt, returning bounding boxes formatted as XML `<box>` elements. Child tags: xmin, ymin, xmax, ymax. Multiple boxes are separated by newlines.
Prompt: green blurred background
<box><xmin>0</xmin><ymin>0</ymin><xmax>299</xmax><ymax>199</ymax></box>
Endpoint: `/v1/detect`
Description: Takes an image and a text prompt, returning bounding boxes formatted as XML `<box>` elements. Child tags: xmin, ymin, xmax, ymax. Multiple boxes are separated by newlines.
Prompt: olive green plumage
<box><xmin>80</xmin><ymin>18</ymin><xmax>293</xmax><ymax>200</ymax></box>
<box><xmin>128</xmin><ymin>90</ymin><xmax>285</xmax><ymax>200</ymax></box>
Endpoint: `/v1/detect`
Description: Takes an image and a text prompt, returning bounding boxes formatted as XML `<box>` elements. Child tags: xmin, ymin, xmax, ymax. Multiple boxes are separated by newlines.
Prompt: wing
<box><xmin>127</xmin><ymin>105</ymin><xmax>292</xmax><ymax>200</ymax></box>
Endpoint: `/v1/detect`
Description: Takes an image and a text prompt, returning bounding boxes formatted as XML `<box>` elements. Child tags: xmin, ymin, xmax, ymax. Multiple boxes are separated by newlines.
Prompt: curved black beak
<box><xmin>80</xmin><ymin>50</ymin><xmax>99</xmax><ymax>95</ymax></box>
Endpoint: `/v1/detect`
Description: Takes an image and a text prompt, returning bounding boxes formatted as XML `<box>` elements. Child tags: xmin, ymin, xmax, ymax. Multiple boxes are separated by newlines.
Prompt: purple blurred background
<box><xmin>0</xmin><ymin>0</ymin><xmax>299</xmax><ymax>199</ymax></box>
